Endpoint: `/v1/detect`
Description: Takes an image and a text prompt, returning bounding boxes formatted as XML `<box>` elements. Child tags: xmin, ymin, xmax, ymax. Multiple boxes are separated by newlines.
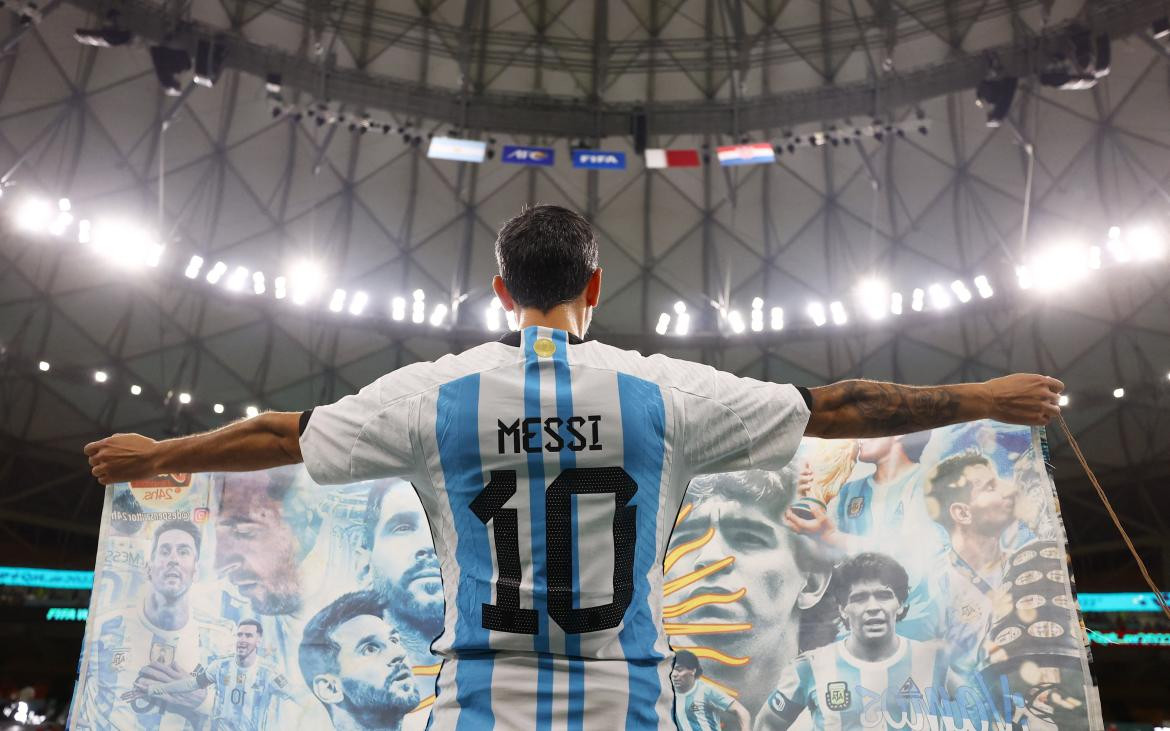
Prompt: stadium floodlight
<box><xmin>429</xmin><ymin>304</ymin><xmax>449</xmax><ymax>327</ymax></box>
<box><xmin>91</xmin><ymin>220</ymin><xmax>163</xmax><ymax>267</ymax></box>
<box><xmin>655</xmin><ymin>313</ymin><xmax>671</xmax><ymax>335</ymax></box>
<box><xmin>486</xmin><ymin>304</ymin><xmax>502</xmax><ymax>332</ymax></box>
<box><xmin>1106</xmin><ymin>226</ymin><xmax>1130</xmax><ymax>262</ymax></box>
<box><xmin>206</xmin><ymin>261</ymin><xmax>227</xmax><ymax>284</ymax></box>
<box><xmin>911</xmin><ymin>288</ymin><xmax>925</xmax><ymax>312</ymax></box>
<box><xmin>329</xmin><ymin>288</ymin><xmax>347</xmax><ymax>313</ymax></box>
<box><xmin>890</xmin><ymin>292</ymin><xmax>903</xmax><ymax>315</ymax></box>
<box><xmin>58</xmin><ymin>198</ymin><xmax>71</xmax><ymax>212</ymax></box>
<box><xmin>94</xmin><ymin>370</ymin><xmax>108</xmax><ymax>383</ymax></box>
<box><xmin>348</xmin><ymin>291</ymin><xmax>368</xmax><ymax>316</ymax></box>
<box><xmin>129</xmin><ymin>384</ymin><xmax>142</xmax><ymax>395</ymax></box>
<box><xmin>391</xmin><ymin>296</ymin><xmax>406</xmax><ymax>321</ymax></box>
<box><xmin>857</xmin><ymin>278</ymin><xmax>888</xmax><ymax>320</ymax></box>
<box><xmin>1015</xmin><ymin>265</ymin><xmax>1033</xmax><ymax>290</ymax></box>
<box><xmin>674</xmin><ymin>311</ymin><xmax>690</xmax><ymax>336</ymax></box>
<box><xmin>1030</xmin><ymin>245</ymin><xmax>1089</xmax><ymax>290</ymax></box>
<box><xmin>15</xmin><ymin>197</ymin><xmax>52</xmax><ymax>233</ymax></box>
<box><xmin>213</xmin><ymin>403</ymin><xmax>224</xmax><ymax>414</ymax></box>
<box><xmin>673</xmin><ymin>301</ymin><xmax>687</xmax><ymax>315</ymax></box>
<box><xmin>226</xmin><ymin>266</ymin><xmax>249</xmax><ymax>292</ymax></box>
<box><xmin>289</xmin><ymin>260</ymin><xmax>324</xmax><ymax>305</ymax></box>
<box><xmin>77</xmin><ymin>219</ymin><xmax>91</xmax><ymax>244</ymax></box>
<box><xmin>413</xmin><ymin>289</ymin><xmax>426</xmax><ymax>301</ymax></box>
<box><xmin>1128</xmin><ymin>226</ymin><xmax>1165</xmax><ymax>260</ymax></box>
<box><xmin>829</xmin><ymin>301</ymin><xmax>848</xmax><ymax>326</ymax></box>
<box><xmin>751</xmin><ymin>297</ymin><xmax>764</xmax><ymax>310</ymax></box>
<box><xmin>1087</xmin><ymin>246</ymin><xmax>1102</xmax><ymax>270</ymax></box>
<box><xmin>727</xmin><ymin>310</ymin><xmax>746</xmax><ymax>334</ymax></box>
<box><xmin>750</xmin><ymin>310</ymin><xmax>763</xmax><ymax>332</ymax></box>
<box><xmin>807</xmin><ymin>302</ymin><xmax>827</xmax><ymax>327</ymax></box>
<box><xmin>505</xmin><ymin>310</ymin><xmax>519</xmax><ymax>331</ymax></box>
<box><xmin>49</xmin><ymin>210</ymin><xmax>73</xmax><ymax>236</ymax></box>
<box><xmin>178</xmin><ymin>392</ymin><xmax>191</xmax><ymax>405</ymax></box>
<box><xmin>252</xmin><ymin>271</ymin><xmax>266</xmax><ymax>295</ymax></box>
<box><xmin>412</xmin><ymin>301</ymin><xmax>426</xmax><ymax>324</ymax></box>
<box><xmin>273</xmin><ymin>276</ymin><xmax>287</xmax><ymax>300</ymax></box>
<box><xmin>770</xmin><ymin>306</ymin><xmax>784</xmax><ymax>331</ymax></box>
<box><xmin>185</xmin><ymin>255</ymin><xmax>204</xmax><ymax>279</ymax></box>
<box><xmin>950</xmin><ymin>280</ymin><xmax>972</xmax><ymax>303</ymax></box>
<box><xmin>245</xmin><ymin>405</ymin><xmax>260</xmax><ymax>418</ymax></box>
<box><xmin>38</xmin><ymin>360</ymin><xmax>50</xmax><ymax>372</ymax></box>
<box><xmin>927</xmin><ymin>284</ymin><xmax>951</xmax><ymax>310</ymax></box>
<box><xmin>1058</xmin><ymin>394</ymin><xmax>1069</xmax><ymax>407</ymax></box>
<box><xmin>973</xmin><ymin>276</ymin><xmax>993</xmax><ymax>299</ymax></box>
<box><xmin>1113</xmin><ymin>387</ymin><xmax>1124</xmax><ymax>399</ymax></box>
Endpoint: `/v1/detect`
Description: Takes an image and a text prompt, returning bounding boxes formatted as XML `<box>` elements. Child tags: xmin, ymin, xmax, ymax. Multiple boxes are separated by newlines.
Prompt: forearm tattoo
<box><xmin>815</xmin><ymin>380</ymin><xmax>962</xmax><ymax>438</ymax></box>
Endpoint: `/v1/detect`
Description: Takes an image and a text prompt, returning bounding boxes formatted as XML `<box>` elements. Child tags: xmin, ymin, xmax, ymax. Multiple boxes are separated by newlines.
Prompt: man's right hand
<box><xmin>84</xmin><ymin>433</ymin><xmax>159</xmax><ymax>485</ymax></box>
<box><xmin>983</xmin><ymin>374</ymin><xmax>1064</xmax><ymax>426</ymax></box>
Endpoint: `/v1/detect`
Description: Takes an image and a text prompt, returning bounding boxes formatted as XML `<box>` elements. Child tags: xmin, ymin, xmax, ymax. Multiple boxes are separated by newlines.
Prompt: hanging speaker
<box><xmin>631</xmin><ymin>112</ymin><xmax>647</xmax><ymax>155</ymax></box>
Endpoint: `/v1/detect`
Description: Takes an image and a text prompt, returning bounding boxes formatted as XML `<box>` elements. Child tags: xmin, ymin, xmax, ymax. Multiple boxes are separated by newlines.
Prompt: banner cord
<box><xmin>1056</xmin><ymin>413</ymin><xmax>1170</xmax><ymax>621</ymax></box>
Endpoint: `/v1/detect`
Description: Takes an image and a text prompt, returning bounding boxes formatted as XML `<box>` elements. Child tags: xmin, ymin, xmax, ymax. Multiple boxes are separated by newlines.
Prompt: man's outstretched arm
<box><xmin>84</xmin><ymin>411</ymin><xmax>303</xmax><ymax>485</ymax></box>
<box><xmin>805</xmin><ymin>373</ymin><xmax>1063</xmax><ymax>439</ymax></box>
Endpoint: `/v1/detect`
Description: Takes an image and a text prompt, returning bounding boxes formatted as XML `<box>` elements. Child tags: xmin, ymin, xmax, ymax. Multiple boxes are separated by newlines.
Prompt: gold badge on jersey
<box><xmin>533</xmin><ymin>338</ymin><xmax>556</xmax><ymax>358</ymax></box>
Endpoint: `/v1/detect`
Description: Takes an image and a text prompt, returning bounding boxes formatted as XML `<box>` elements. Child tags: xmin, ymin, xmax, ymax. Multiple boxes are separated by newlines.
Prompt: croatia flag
<box><xmin>644</xmin><ymin>148</ymin><xmax>701</xmax><ymax>169</ymax></box>
<box><xmin>716</xmin><ymin>142</ymin><xmax>775</xmax><ymax>166</ymax></box>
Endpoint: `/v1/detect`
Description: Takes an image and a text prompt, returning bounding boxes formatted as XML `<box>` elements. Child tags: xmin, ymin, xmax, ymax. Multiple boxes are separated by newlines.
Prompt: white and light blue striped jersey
<box><xmin>761</xmin><ymin>637</ymin><xmax>949</xmax><ymax>731</ymax></box>
<box><xmin>673</xmin><ymin>680</ymin><xmax>735</xmax><ymax>731</ymax></box>
<box><xmin>200</xmin><ymin>656</ymin><xmax>296</xmax><ymax>730</ymax></box>
<box><xmin>300</xmin><ymin>326</ymin><xmax>809</xmax><ymax>730</ymax></box>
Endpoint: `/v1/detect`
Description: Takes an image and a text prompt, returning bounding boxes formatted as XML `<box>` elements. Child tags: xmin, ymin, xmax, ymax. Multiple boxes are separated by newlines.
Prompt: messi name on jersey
<box><xmin>497</xmin><ymin>416</ymin><xmax>603</xmax><ymax>454</ymax></box>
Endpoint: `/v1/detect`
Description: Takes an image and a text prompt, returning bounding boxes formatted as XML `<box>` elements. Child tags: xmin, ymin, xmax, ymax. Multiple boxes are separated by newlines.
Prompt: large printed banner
<box><xmin>70</xmin><ymin>421</ymin><xmax>1101</xmax><ymax>730</ymax></box>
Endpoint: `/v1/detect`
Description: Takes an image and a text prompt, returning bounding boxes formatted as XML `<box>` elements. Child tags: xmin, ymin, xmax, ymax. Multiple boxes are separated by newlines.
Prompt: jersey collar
<box><xmin>498</xmin><ymin>329</ymin><xmax>586</xmax><ymax>347</ymax></box>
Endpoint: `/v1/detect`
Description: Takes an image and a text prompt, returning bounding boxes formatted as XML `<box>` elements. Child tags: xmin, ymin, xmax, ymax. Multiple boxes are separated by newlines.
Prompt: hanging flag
<box><xmin>501</xmin><ymin>145</ymin><xmax>555</xmax><ymax>166</ymax></box>
<box><xmin>644</xmin><ymin>148</ymin><xmax>701</xmax><ymax>169</ymax></box>
<box><xmin>571</xmin><ymin>150</ymin><xmax>627</xmax><ymax>170</ymax></box>
<box><xmin>716</xmin><ymin>142</ymin><xmax>776</xmax><ymax>166</ymax></box>
<box><xmin>427</xmin><ymin>136</ymin><xmax>487</xmax><ymax>163</ymax></box>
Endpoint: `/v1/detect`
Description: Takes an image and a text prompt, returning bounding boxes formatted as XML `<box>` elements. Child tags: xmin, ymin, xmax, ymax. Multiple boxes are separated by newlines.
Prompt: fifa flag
<box><xmin>644</xmin><ymin>148</ymin><xmax>701</xmax><ymax>169</ymax></box>
<box><xmin>427</xmin><ymin>136</ymin><xmax>487</xmax><ymax>163</ymax></box>
<box><xmin>571</xmin><ymin>149</ymin><xmax>627</xmax><ymax>170</ymax></box>
<box><xmin>716</xmin><ymin>142</ymin><xmax>775</xmax><ymax>166</ymax></box>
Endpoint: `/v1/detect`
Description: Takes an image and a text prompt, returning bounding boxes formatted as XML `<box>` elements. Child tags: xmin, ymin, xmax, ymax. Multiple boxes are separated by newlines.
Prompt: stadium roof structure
<box><xmin>0</xmin><ymin>0</ymin><xmax>1168</xmax><ymax>574</ymax></box>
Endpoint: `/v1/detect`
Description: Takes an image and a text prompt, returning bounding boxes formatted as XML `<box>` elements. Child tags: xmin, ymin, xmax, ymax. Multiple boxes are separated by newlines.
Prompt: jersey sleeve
<box><xmin>701</xmin><ymin>683</ymin><xmax>735</xmax><ymax>713</ymax></box>
<box><xmin>669</xmin><ymin>360</ymin><xmax>810</xmax><ymax>475</ymax></box>
<box><xmin>761</xmin><ymin>656</ymin><xmax>812</xmax><ymax>729</ymax></box>
<box><xmin>299</xmin><ymin>371</ymin><xmax>423</xmax><ymax>485</ymax></box>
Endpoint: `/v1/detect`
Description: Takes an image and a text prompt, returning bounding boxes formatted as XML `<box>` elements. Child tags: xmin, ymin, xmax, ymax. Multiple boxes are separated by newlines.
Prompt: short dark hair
<box><xmin>673</xmin><ymin>649</ymin><xmax>702</xmax><ymax>676</ymax></box>
<box><xmin>238</xmin><ymin>618</ymin><xmax>263</xmax><ymax>635</ymax></box>
<box><xmin>150</xmin><ymin>520</ymin><xmax>201</xmax><ymax>558</ymax></box>
<box><xmin>926</xmin><ymin>449</ymin><xmax>992</xmax><ymax>531</ymax></box>
<box><xmin>299</xmin><ymin>590</ymin><xmax>388</xmax><ymax>690</ymax></box>
<box><xmin>494</xmin><ymin>204</ymin><xmax>599</xmax><ymax>313</ymax></box>
<box><xmin>832</xmin><ymin>552</ymin><xmax>910</xmax><ymax>608</ymax></box>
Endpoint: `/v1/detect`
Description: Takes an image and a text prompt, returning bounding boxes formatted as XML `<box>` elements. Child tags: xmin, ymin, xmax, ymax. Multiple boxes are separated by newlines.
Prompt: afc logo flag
<box><xmin>502</xmin><ymin>145</ymin><xmax>555</xmax><ymax>166</ymax></box>
<box><xmin>571</xmin><ymin>150</ymin><xmax>627</xmax><ymax>169</ymax></box>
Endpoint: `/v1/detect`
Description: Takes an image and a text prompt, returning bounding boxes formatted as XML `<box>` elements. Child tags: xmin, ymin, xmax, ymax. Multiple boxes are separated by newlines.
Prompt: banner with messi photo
<box><xmin>70</xmin><ymin>421</ymin><xmax>1100</xmax><ymax>730</ymax></box>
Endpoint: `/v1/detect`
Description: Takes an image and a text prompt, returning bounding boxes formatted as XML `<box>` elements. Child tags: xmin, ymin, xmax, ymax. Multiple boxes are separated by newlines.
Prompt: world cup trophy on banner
<box><xmin>789</xmin><ymin>439</ymin><xmax>859</xmax><ymax>519</ymax></box>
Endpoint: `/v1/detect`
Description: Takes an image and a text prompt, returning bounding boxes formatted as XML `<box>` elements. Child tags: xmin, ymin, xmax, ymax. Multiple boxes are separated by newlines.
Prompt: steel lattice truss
<box><xmin>0</xmin><ymin>0</ymin><xmax>1167</xmax><ymax>572</ymax></box>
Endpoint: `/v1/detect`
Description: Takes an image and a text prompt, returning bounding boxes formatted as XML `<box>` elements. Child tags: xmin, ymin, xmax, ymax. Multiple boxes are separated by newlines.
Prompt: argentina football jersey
<box><xmin>300</xmin><ymin>325</ymin><xmax>810</xmax><ymax>729</ymax></box>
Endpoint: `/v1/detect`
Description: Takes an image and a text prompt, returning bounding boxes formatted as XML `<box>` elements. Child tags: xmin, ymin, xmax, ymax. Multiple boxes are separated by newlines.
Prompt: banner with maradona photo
<box><xmin>665</xmin><ymin>421</ymin><xmax>1101</xmax><ymax>731</ymax></box>
<box><xmin>69</xmin><ymin>420</ymin><xmax>1099</xmax><ymax>731</ymax></box>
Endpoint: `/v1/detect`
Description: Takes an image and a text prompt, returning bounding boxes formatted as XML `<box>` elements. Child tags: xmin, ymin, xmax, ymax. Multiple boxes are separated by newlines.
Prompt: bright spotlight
<box><xmin>857</xmin><ymin>278</ymin><xmax>888</xmax><ymax>320</ymax></box>
<box><xmin>213</xmin><ymin>403</ymin><xmax>224</xmax><ymax>414</ymax></box>
<box><xmin>329</xmin><ymin>288</ymin><xmax>347</xmax><ymax>313</ymax></box>
<box><xmin>14</xmin><ymin>198</ymin><xmax>52</xmax><ymax>233</ymax></box>
<box><xmin>973</xmin><ymin>275</ymin><xmax>993</xmax><ymax>299</ymax></box>
<box><xmin>38</xmin><ymin>360</ymin><xmax>50</xmax><ymax>372</ymax></box>
<box><xmin>48</xmin><ymin>209</ymin><xmax>73</xmax><ymax>236</ymax></box>
<box><xmin>391</xmin><ymin>296</ymin><xmax>406</xmax><ymax>321</ymax></box>
<box><xmin>94</xmin><ymin>370</ymin><xmax>108</xmax><ymax>383</ymax></box>
<box><xmin>348</xmin><ymin>291</ymin><xmax>368</xmax><ymax>315</ymax></box>
<box><xmin>1106</xmin><ymin>226</ymin><xmax>1131</xmax><ymax>263</ymax></box>
<box><xmin>950</xmin><ymin>280</ymin><xmax>972</xmax><ymax>303</ymax></box>
<box><xmin>674</xmin><ymin>311</ymin><xmax>690</xmax><ymax>336</ymax></box>
<box><xmin>1058</xmin><ymin>394</ymin><xmax>1069</xmax><ymax>407</ymax></box>
<box><xmin>807</xmin><ymin>302</ymin><xmax>827</xmax><ymax>327</ymax></box>
<box><xmin>727</xmin><ymin>310</ymin><xmax>745</xmax><ymax>334</ymax></box>
<box><xmin>927</xmin><ymin>284</ymin><xmax>951</xmax><ymax>309</ymax></box>
<box><xmin>429</xmin><ymin>303</ymin><xmax>448</xmax><ymax>327</ymax></box>
<box><xmin>77</xmin><ymin>219</ymin><xmax>91</xmax><ymax>244</ymax></box>
<box><xmin>273</xmin><ymin>276</ymin><xmax>287</xmax><ymax>300</ymax></box>
<box><xmin>225</xmin><ymin>266</ymin><xmax>249</xmax><ymax>292</ymax></box>
<box><xmin>1087</xmin><ymin>247</ymin><xmax>1102</xmax><ymax>270</ymax></box>
<box><xmin>412</xmin><ymin>300</ymin><xmax>426</xmax><ymax>324</ymax></box>
<box><xmin>911</xmin><ymin>288</ymin><xmax>925</xmax><ymax>312</ymax></box>
<box><xmin>245</xmin><ymin>405</ymin><xmax>260</xmax><ymax>418</ymax></box>
<box><xmin>91</xmin><ymin>220</ymin><xmax>163</xmax><ymax>267</ymax></box>
<box><xmin>655</xmin><ymin>313</ymin><xmax>671</xmax><ymax>335</ymax></box>
<box><xmin>750</xmin><ymin>309</ymin><xmax>763</xmax><ymax>332</ymax></box>
<box><xmin>1029</xmin><ymin>245</ymin><xmax>1091</xmax><ymax>290</ymax></box>
<box><xmin>58</xmin><ymin>198</ymin><xmax>71</xmax><ymax>212</ymax></box>
<box><xmin>829</xmin><ymin>301</ymin><xmax>848</xmax><ymax>325</ymax></box>
<box><xmin>890</xmin><ymin>292</ymin><xmax>903</xmax><ymax>315</ymax></box>
<box><xmin>1015</xmin><ymin>265</ymin><xmax>1033</xmax><ymax>290</ymax></box>
<box><xmin>1112</xmin><ymin>387</ymin><xmax>1124</xmax><ymax>399</ymax></box>
<box><xmin>178</xmin><ymin>392</ymin><xmax>191</xmax><ymax>404</ymax></box>
<box><xmin>289</xmin><ymin>260</ymin><xmax>324</xmax><ymax>305</ymax></box>
<box><xmin>252</xmin><ymin>271</ymin><xmax>266</xmax><ymax>295</ymax></box>
<box><xmin>413</xmin><ymin>289</ymin><xmax>426</xmax><ymax>301</ymax></box>
<box><xmin>673</xmin><ymin>301</ymin><xmax>687</xmax><ymax>315</ymax></box>
<box><xmin>206</xmin><ymin>261</ymin><xmax>227</xmax><ymax>284</ymax></box>
<box><xmin>485</xmin><ymin>305</ymin><xmax>502</xmax><ymax>331</ymax></box>
<box><xmin>505</xmin><ymin>309</ymin><xmax>519</xmax><ymax>331</ymax></box>
<box><xmin>751</xmin><ymin>297</ymin><xmax>764</xmax><ymax>310</ymax></box>
<box><xmin>770</xmin><ymin>306</ymin><xmax>784</xmax><ymax>331</ymax></box>
<box><xmin>1127</xmin><ymin>226</ymin><xmax>1165</xmax><ymax>260</ymax></box>
<box><xmin>185</xmin><ymin>255</ymin><xmax>204</xmax><ymax>279</ymax></box>
<box><xmin>129</xmin><ymin>384</ymin><xmax>142</xmax><ymax>395</ymax></box>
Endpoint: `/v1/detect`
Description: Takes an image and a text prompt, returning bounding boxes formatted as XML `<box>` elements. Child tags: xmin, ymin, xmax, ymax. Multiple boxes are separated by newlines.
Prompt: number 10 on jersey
<box><xmin>471</xmin><ymin>467</ymin><xmax>638</xmax><ymax>635</ymax></box>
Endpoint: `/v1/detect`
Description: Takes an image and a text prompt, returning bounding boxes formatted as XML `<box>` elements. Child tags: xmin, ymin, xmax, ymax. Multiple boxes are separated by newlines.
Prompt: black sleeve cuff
<box><xmin>299</xmin><ymin>409</ymin><xmax>313</xmax><ymax>436</ymax></box>
<box><xmin>797</xmin><ymin>386</ymin><xmax>813</xmax><ymax>412</ymax></box>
